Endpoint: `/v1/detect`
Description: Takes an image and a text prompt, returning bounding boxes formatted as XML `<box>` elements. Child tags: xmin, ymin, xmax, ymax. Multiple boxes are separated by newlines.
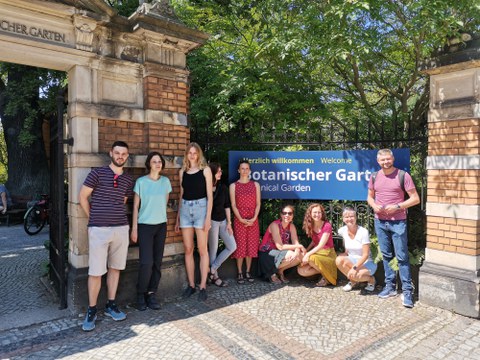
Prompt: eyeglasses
<box><xmin>113</xmin><ymin>174</ymin><xmax>119</xmax><ymax>188</ymax></box>
<box><xmin>282</xmin><ymin>211</ymin><xmax>293</xmax><ymax>216</ymax></box>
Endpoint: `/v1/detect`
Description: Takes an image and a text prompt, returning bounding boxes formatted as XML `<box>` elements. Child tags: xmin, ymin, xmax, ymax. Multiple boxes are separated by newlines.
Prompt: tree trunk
<box><xmin>0</xmin><ymin>65</ymin><xmax>50</xmax><ymax>203</ymax></box>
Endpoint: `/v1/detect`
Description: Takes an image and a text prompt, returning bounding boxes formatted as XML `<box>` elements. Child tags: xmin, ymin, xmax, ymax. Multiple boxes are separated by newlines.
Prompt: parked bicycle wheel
<box><xmin>24</xmin><ymin>205</ymin><xmax>47</xmax><ymax>235</ymax></box>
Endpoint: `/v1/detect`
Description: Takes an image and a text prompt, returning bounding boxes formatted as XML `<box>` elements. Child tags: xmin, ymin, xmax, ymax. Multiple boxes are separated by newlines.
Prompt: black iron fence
<box><xmin>191</xmin><ymin>122</ymin><xmax>427</xmax><ymax>251</ymax></box>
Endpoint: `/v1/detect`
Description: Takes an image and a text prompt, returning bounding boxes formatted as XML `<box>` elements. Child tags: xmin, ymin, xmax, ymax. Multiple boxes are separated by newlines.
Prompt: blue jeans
<box><xmin>374</xmin><ymin>219</ymin><xmax>413</xmax><ymax>292</ymax></box>
<box><xmin>208</xmin><ymin>219</ymin><xmax>237</xmax><ymax>271</ymax></box>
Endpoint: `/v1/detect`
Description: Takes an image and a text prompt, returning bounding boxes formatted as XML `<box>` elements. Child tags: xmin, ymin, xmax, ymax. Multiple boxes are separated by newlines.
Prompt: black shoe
<box><xmin>146</xmin><ymin>293</ymin><xmax>161</xmax><ymax>310</ymax></box>
<box><xmin>198</xmin><ymin>288</ymin><xmax>207</xmax><ymax>302</ymax></box>
<box><xmin>182</xmin><ymin>286</ymin><xmax>196</xmax><ymax>299</ymax></box>
<box><xmin>136</xmin><ymin>294</ymin><xmax>147</xmax><ymax>311</ymax></box>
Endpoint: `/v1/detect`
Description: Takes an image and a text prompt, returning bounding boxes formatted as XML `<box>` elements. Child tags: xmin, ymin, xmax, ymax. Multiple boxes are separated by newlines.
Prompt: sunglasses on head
<box><xmin>282</xmin><ymin>211</ymin><xmax>293</xmax><ymax>216</ymax></box>
<box><xmin>113</xmin><ymin>174</ymin><xmax>119</xmax><ymax>188</ymax></box>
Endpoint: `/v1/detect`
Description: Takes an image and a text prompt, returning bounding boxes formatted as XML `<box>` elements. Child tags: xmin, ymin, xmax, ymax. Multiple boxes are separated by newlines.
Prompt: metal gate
<box><xmin>191</xmin><ymin>116</ymin><xmax>427</xmax><ymax>244</ymax></box>
<box><xmin>48</xmin><ymin>89</ymin><xmax>72</xmax><ymax>309</ymax></box>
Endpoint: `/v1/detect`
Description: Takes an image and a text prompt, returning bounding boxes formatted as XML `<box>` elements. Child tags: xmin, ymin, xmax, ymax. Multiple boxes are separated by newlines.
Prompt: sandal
<box><xmin>237</xmin><ymin>273</ymin><xmax>245</xmax><ymax>284</ymax></box>
<box><xmin>211</xmin><ymin>272</ymin><xmax>228</xmax><ymax>287</ymax></box>
<box><xmin>245</xmin><ymin>272</ymin><xmax>255</xmax><ymax>283</ymax></box>
<box><xmin>270</xmin><ymin>274</ymin><xmax>282</xmax><ymax>284</ymax></box>
<box><xmin>278</xmin><ymin>273</ymin><xmax>290</xmax><ymax>284</ymax></box>
<box><xmin>207</xmin><ymin>272</ymin><xmax>214</xmax><ymax>285</ymax></box>
<box><xmin>315</xmin><ymin>277</ymin><xmax>330</xmax><ymax>287</ymax></box>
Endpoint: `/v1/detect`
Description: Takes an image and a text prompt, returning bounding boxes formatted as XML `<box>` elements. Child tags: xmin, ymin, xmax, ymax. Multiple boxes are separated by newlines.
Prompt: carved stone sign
<box><xmin>0</xmin><ymin>18</ymin><xmax>66</xmax><ymax>43</ymax></box>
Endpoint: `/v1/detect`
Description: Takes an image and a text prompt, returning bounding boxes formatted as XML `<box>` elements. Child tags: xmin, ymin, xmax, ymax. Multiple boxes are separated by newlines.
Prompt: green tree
<box><xmin>0</xmin><ymin>63</ymin><xmax>65</xmax><ymax>198</ymax></box>
<box><xmin>104</xmin><ymin>0</ymin><xmax>141</xmax><ymax>16</ymax></box>
<box><xmin>0</xmin><ymin>1</ymin><xmax>140</xmax><ymax>200</ymax></box>
<box><xmin>172</xmin><ymin>0</ymin><xmax>480</xmax><ymax>152</ymax></box>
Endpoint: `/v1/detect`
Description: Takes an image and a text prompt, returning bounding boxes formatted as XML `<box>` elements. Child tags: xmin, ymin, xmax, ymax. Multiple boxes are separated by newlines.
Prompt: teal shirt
<box><xmin>134</xmin><ymin>175</ymin><xmax>172</xmax><ymax>224</ymax></box>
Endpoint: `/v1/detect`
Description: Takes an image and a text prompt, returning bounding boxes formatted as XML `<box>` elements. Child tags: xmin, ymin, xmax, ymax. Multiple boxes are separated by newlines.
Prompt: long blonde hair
<box><xmin>182</xmin><ymin>142</ymin><xmax>207</xmax><ymax>171</ymax></box>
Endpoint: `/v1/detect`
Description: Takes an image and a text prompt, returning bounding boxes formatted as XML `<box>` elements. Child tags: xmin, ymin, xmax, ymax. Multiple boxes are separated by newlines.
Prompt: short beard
<box><xmin>111</xmin><ymin>157</ymin><xmax>126</xmax><ymax>168</ymax></box>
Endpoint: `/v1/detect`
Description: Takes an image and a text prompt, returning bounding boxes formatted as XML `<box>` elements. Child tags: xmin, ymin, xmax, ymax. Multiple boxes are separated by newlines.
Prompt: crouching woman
<box><xmin>297</xmin><ymin>203</ymin><xmax>337</xmax><ymax>287</ymax></box>
<box><xmin>335</xmin><ymin>207</ymin><xmax>377</xmax><ymax>292</ymax></box>
<box><xmin>257</xmin><ymin>205</ymin><xmax>304</xmax><ymax>284</ymax></box>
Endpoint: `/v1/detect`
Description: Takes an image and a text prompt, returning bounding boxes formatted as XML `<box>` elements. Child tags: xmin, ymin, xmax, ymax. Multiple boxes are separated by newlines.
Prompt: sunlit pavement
<box><xmin>0</xmin><ymin>225</ymin><xmax>479</xmax><ymax>359</ymax></box>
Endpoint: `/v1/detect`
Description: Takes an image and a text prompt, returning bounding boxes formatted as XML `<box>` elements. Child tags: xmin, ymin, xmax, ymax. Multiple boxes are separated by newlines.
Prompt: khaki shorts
<box><xmin>88</xmin><ymin>225</ymin><xmax>129</xmax><ymax>276</ymax></box>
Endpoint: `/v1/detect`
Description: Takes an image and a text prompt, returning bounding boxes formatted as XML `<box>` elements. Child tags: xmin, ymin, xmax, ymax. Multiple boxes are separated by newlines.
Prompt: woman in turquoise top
<box><xmin>131</xmin><ymin>151</ymin><xmax>172</xmax><ymax>311</ymax></box>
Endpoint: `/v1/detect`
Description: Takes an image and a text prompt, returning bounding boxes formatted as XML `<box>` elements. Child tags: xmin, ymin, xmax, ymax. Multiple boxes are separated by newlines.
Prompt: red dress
<box><xmin>231</xmin><ymin>180</ymin><xmax>260</xmax><ymax>258</ymax></box>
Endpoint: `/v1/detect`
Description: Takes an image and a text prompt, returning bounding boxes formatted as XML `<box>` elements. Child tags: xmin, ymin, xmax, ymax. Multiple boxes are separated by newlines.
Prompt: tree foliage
<box><xmin>171</xmin><ymin>0</ymin><xmax>480</xmax><ymax>153</ymax></box>
<box><xmin>104</xmin><ymin>0</ymin><xmax>141</xmax><ymax>17</ymax></box>
<box><xmin>0</xmin><ymin>63</ymin><xmax>65</xmax><ymax>198</ymax></box>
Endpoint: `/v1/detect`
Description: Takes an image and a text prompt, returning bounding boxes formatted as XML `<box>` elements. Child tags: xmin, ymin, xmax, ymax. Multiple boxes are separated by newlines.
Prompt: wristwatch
<box><xmin>396</xmin><ymin>204</ymin><xmax>401</xmax><ymax>209</ymax></box>
<box><xmin>353</xmin><ymin>266</ymin><xmax>357</xmax><ymax>270</ymax></box>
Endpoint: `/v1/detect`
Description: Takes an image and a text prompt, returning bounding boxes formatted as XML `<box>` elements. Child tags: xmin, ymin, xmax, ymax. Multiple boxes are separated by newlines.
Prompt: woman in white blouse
<box><xmin>336</xmin><ymin>207</ymin><xmax>377</xmax><ymax>292</ymax></box>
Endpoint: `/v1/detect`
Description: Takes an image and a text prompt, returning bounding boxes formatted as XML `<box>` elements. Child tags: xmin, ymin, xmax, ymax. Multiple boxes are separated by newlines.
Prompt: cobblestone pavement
<box><xmin>0</xmin><ymin>225</ymin><xmax>479</xmax><ymax>359</ymax></box>
<box><xmin>0</xmin><ymin>225</ymin><xmax>69</xmax><ymax>331</ymax></box>
<box><xmin>0</xmin><ymin>276</ymin><xmax>479</xmax><ymax>360</ymax></box>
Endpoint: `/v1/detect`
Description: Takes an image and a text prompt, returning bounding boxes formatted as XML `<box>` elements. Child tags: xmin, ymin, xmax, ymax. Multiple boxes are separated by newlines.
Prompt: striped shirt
<box><xmin>83</xmin><ymin>166</ymin><xmax>133</xmax><ymax>227</ymax></box>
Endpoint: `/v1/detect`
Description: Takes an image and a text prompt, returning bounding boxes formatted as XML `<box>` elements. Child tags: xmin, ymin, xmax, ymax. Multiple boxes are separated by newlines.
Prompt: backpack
<box><xmin>371</xmin><ymin>169</ymin><xmax>406</xmax><ymax>199</ymax></box>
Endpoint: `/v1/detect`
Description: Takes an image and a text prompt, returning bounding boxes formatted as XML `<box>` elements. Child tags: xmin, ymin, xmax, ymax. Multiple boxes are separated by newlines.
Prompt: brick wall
<box><xmin>98</xmin><ymin>120</ymin><xmax>189</xmax><ymax>156</ymax></box>
<box><xmin>426</xmin><ymin>217</ymin><xmax>480</xmax><ymax>255</ymax></box>
<box><xmin>427</xmin><ymin>170</ymin><xmax>480</xmax><ymax>204</ymax></box>
<box><xmin>97</xmin><ymin>119</ymin><xmax>189</xmax><ymax>245</ymax></box>
<box><xmin>428</xmin><ymin>119</ymin><xmax>480</xmax><ymax>155</ymax></box>
<box><xmin>143</xmin><ymin>77</ymin><xmax>189</xmax><ymax>114</ymax></box>
<box><xmin>94</xmin><ymin>73</ymin><xmax>193</xmax><ymax>247</ymax></box>
<box><xmin>427</xmin><ymin>117</ymin><xmax>480</xmax><ymax>256</ymax></box>
<box><xmin>98</xmin><ymin>119</ymin><xmax>146</xmax><ymax>155</ymax></box>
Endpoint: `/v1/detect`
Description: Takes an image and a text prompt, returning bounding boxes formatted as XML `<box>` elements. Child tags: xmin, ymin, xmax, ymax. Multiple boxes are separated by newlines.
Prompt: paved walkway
<box><xmin>0</xmin><ymin>224</ymin><xmax>479</xmax><ymax>359</ymax></box>
<box><xmin>0</xmin><ymin>224</ymin><xmax>69</xmax><ymax>331</ymax></box>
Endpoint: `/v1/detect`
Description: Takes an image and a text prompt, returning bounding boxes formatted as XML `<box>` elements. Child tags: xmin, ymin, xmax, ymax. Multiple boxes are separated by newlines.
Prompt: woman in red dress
<box><xmin>229</xmin><ymin>159</ymin><xmax>261</xmax><ymax>284</ymax></box>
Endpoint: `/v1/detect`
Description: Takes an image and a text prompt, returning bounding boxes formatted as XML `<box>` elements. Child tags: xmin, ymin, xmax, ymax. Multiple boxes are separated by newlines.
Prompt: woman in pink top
<box><xmin>258</xmin><ymin>205</ymin><xmax>305</xmax><ymax>284</ymax></box>
<box><xmin>297</xmin><ymin>203</ymin><xmax>337</xmax><ymax>287</ymax></box>
<box><xmin>229</xmin><ymin>159</ymin><xmax>261</xmax><ymax>284</ymax></box>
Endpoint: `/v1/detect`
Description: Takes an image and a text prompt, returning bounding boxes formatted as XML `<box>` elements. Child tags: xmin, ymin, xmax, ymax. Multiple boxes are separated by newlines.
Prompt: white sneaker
<box><xmin>343</xmin><ymin>282</ymin><xmax>354</xmax><ymax>292</ymax></box>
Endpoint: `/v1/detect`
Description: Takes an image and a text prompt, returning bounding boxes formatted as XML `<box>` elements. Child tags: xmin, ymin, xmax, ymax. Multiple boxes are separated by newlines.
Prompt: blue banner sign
<box><xmin>228</xmin><ymin>149</ymin><xmax>410</xmax><ymax>200</ymax></box>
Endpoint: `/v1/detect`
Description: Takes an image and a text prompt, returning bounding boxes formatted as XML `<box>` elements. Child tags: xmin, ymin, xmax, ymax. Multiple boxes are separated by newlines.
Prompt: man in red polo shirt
<box><xmin>367</xmin><ymin>149</ymin><xmax>419</xmax><ymax>308</ymax></box>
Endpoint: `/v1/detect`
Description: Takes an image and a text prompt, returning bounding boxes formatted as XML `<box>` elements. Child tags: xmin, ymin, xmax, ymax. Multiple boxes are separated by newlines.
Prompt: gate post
<box><xmin>420</xmin><ymin>34</ymin><xmax>480</xmax><ymax>318</ymax></box>
<box><xmin>66</xmin><ymin>4</ymin><xmax>208</xmax><ymax>312</ymax></box>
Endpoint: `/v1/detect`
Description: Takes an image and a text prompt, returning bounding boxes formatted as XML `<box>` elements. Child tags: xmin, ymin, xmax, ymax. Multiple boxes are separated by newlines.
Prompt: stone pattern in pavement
<box><xmin>1</xmin><ymin>278</ymin><xmax>479</xmax><ymax>360</ymax></box>
<box><xmin>1</xmin><ymin>225</ymin><xmax>479</xmax><ymax>359</ymax></box>
<box><xmin>0</xmin><ymin>225</ymin><xmax>70</xmax><ymax>331</ymax></box>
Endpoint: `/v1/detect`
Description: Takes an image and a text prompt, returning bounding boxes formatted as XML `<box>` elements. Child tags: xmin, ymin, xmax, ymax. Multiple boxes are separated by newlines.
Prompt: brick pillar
<box><xmin>144</xmin><ymin>77</ymin><xmax>189</xmax><ymax>114</ymax></box>
<box><xmin>420</xmin><ymin>37</ymin><xmax>480</xmax><ymax>318</ymax></box>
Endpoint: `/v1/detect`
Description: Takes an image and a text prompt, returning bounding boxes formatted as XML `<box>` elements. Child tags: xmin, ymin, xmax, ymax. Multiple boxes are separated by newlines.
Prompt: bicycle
<box><xmin>24</xmin><ymin>194</ymin><xmax>50</xmax><ymax>235</ymax></box>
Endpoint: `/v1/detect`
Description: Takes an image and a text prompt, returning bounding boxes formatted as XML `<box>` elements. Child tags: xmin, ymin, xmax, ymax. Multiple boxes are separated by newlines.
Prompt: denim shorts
<box><xmin>179</xmin><ymin>197</ymin><xmax>207</xmax><ymax>229</ymax></box>
<box><xmin>349</xmin><ymin>255</ymin><xmax>377</xmax><ymax>276</ymax></box>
